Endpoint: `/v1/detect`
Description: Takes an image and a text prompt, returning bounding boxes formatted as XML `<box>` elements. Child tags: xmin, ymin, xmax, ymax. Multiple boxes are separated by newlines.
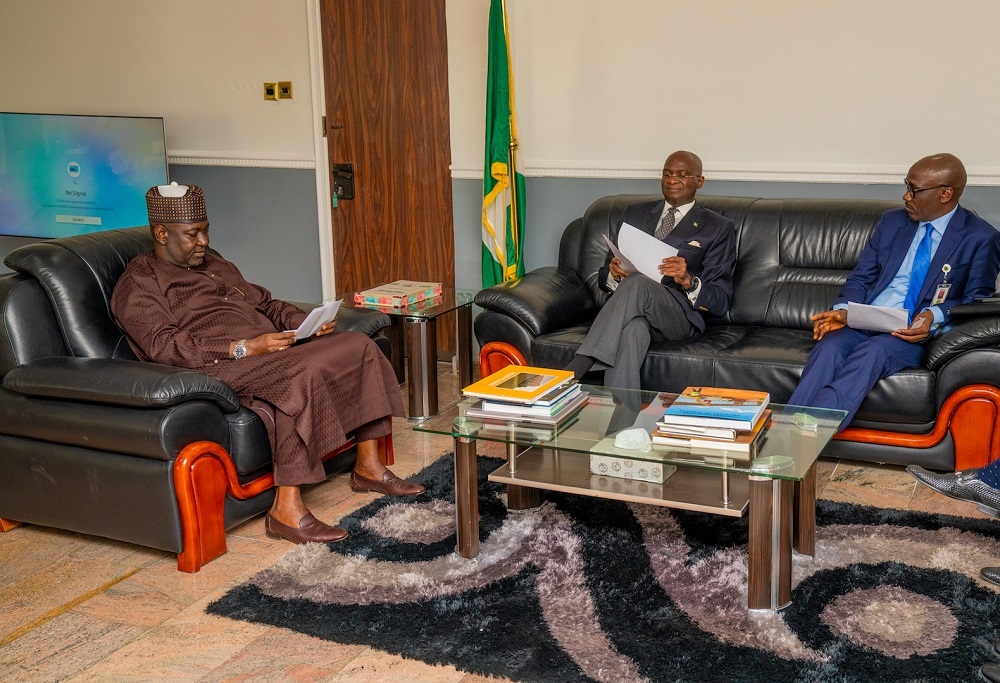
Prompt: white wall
<box><xmin>446</xmin><ymin>0</ymin><xmax>1000</xmax><ymax>184</ymax></box>
<box><xmin>0</xmin><ymin>0</ymin><xmax>316</xmax><ymax>167</ymax></box>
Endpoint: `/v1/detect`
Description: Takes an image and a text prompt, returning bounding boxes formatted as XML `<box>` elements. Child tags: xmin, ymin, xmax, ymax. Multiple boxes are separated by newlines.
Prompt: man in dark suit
<box><xmin>565</xmin><ymin>150</ymin><xmax>737</xmax><ymax>390</ymax></box>
<box><xmin>789</xmin><ymin>153</ymin><xmax>1000</xmax><ymax>427</ymax></box>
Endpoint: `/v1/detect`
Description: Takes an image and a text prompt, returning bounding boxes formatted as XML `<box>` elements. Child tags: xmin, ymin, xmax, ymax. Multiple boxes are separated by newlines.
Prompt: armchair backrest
<box><xmin>3</xmin><ymin>227</ymin><xmax>153</xmax><ymax>360</ymax></box>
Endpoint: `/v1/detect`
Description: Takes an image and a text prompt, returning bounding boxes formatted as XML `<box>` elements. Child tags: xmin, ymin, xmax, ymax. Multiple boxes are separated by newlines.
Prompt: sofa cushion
<box><xmin>728</xmin><ymin>199</ymin><xmax>901</xmax><ymax>329</ymax></box>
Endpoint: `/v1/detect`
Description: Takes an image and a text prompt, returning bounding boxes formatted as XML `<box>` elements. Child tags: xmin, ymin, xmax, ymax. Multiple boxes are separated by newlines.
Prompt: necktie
<box><xmin>904</xmin><ymin>223</ymin><xmax>934</xmax><ymax>317</ymax></box>
<box><xmin>655</xmin><ymin>207</ymin><xmax>678</xmax><ymax>240</ymax></box>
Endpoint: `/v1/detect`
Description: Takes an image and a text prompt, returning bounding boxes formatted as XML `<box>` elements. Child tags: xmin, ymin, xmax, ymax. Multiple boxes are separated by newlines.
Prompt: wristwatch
<box><xmin>683</xmin><ymin>276</ymin><xmax>700</xmax><ymax>293</ymax></box>
<box><xmin>233</xmin><ymin>339</ymin><xmax>247</xmax><ymax>359</ymax></box>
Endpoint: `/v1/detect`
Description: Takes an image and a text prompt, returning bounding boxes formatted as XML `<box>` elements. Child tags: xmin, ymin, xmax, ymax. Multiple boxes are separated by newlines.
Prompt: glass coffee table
<box><xmin>346</xmin><ymin>288</ymin><xmax>477</xmax><ymax>418</ymax></box>
<box><xmin>414</xmin><ymin>385</ymin><xmax>847</xmax><ymax>610</ymax></box>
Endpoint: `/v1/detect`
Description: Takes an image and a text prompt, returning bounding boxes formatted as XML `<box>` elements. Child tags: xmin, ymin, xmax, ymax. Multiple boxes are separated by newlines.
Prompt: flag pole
<box><xmin>502</xmin><ymin>0</ymin><xmax>519</xmax><ymax>281</ymax></box>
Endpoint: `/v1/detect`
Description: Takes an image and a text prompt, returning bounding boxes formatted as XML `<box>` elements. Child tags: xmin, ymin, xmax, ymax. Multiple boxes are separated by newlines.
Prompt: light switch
<box><xmin>278</xmin><ymin>81</ymin><xmax>293</xmax><ymax>100</ymax></box>
<box><xmin>263</xmin><ymin>82</ymin><xmax>278</xmax><ymax>101</ymax></box>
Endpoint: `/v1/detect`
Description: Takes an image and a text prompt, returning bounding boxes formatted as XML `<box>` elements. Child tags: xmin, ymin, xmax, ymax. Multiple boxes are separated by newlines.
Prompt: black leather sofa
<box><xmin>475</xmin><ymin>194</ymin><xmax>1000</xmax><ymax>472</ymax></box>
<box><xmin>0</xmin><ymin>227</ymin><xmax>394</xmax><ymax>571</ymax></box>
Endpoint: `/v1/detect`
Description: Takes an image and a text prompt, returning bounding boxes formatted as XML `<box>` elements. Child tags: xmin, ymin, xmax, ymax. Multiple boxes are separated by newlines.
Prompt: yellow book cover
<box><xmin>463</xmin><ymin>366</ymin><xmax>574</xmax><ymax>404</ymax></box>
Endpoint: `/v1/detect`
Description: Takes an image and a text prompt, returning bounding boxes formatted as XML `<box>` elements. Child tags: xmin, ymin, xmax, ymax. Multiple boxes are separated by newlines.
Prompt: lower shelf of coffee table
<box><xmin>487</xmin><ymin>447</ymin><xmax>748</xmax><ymax>516</ymax></box>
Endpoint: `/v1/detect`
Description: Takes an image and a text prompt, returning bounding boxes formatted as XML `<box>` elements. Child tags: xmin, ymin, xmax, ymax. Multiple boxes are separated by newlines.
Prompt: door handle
<box><xmin>332</xmin><ymin>163</ymin><xmax>355</xmax><ymax>200</ymax></box>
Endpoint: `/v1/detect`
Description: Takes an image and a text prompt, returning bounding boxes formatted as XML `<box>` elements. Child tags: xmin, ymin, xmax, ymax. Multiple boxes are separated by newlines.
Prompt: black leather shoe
<box><xmin>968</xmin><ymin>479</ymin><xmax>1000</xmax><ymax>514</ymax></box>
<box><xmin>907</xmin><ymin>465</ymin><xmax>983</xmax><ymax>504</ymax></box>
<box><xmin>265</xmin><ymin>512</ymin><xmax>348</xmax><ymax>544</ymax></box>
<box><xmin>350</xmin><ymin>469</ymin><xmax>425</xmax><ymax>497</ymax></box>
<box><xmin>981</xmin><ymin>663</ymin><xmax>1000</xmax><ymax>683</ymax></box>
<box><xmin>981</xmin><ymin>567</ymin><xmax>1000</xmax><ymax>587</ymax></box>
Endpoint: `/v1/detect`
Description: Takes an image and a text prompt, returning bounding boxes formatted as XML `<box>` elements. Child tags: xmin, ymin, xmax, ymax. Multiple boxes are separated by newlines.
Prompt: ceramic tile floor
<box><xmin>0</xmin><ymin>364</ymin><xmax>994</xmax><ymax>682</ymax></box>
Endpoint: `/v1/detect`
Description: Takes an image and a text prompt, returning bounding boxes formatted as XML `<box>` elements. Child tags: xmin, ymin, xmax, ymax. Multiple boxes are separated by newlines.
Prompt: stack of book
<box><xmin>652</xmin><ymin>386</ymin><xmax>771</xmax><ymax>457</ymax></box>
<box><xmin>354</xmin><ymin>280</ymin><xmax>442</xmax><ymax>308</ymax></box>
<box><xmin>461</xmin><ymin>366</ymin><xmax>588</xmax><ymax>440</ymax></box>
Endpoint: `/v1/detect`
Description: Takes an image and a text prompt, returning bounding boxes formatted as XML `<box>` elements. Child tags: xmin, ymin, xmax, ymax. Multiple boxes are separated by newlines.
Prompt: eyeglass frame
<box><xmin>662</xmin><ymin>170</ymin><xmax>702</xmax><ymax>180</ymax></box>
<box><xmin>904</xmin><ymin>180</ymin><xmax>951</xmax><ymax>196</ymax></box>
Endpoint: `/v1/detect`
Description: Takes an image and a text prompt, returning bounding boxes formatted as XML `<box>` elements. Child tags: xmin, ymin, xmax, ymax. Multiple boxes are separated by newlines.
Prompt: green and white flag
<box><xmin>482</xmin><ymin>0</ymin><xmax>525</xmax><ymax>288</ymax></box>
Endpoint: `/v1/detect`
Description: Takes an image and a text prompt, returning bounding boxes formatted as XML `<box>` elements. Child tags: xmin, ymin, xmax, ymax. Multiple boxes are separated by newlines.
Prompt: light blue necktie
<box><xmin>904</xmin><ymin>223</ymin><xmax>934</xmax><ymax>318</ymax></box>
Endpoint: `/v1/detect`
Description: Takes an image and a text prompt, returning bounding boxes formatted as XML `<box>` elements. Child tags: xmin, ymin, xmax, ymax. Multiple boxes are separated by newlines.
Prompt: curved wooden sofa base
<box><xmin>479</xmin><ymin>341</ymin><xmax>528</xmax><ymax>378</ymax></box>
<box><xmin>173</xmin><ymin>433</ymin><xmax>394</xmax><ymax>573</ymax></box>
<box><xmin>476</xmin><ymin>343</ymin><xmax>999</xmax><ymax>472</ymax></box>
<box><xmin>835</xmin><ymin>384</ymin><xmax>1000</xmax><ymax>471</ymax></box>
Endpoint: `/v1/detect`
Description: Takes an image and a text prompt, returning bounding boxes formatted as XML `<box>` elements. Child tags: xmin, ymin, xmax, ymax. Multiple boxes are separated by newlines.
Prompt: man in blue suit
<box><xmin>789</xmin><ymin>153</ymin><xmax>1000</xmax><ymax>427</ymax></box>
<box><xmin>565</xmin><ymin>150</ymin><xmax>737</xmax><ymax>390</ymax></box>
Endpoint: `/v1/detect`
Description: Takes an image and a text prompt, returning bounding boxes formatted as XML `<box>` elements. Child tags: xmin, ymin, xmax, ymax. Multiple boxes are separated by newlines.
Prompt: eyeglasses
<box><xmin>904</xmin><ymin>180</ymin><xmax>950</xmax><ymax>196</ymax></box>
<box><xmin>662</xmin><ymin>170</ymin><xmax>700</xmax><ymax>180</ymax></box>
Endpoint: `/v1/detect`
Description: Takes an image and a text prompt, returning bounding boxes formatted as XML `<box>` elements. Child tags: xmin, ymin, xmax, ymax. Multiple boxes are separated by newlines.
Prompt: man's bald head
<box><xmin>904</xmin><ymin>153</ymin><xmax>966</xmax><ymax>222</ymax></box>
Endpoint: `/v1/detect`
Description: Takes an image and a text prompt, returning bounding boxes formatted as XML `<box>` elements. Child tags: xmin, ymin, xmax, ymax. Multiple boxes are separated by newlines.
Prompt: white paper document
<box><xmin>847</xmin><ymin>302</ymin><xmax>908</xmax><ymax>333</ymax></box>
<box><xmin>603</xmin><ymin>223</ymin><xmax>679</xmax><ymax>282</ymax></box>
<box><xmin>293</xmin><ymin>300</ymin><xmax>341</xmax><ymax>340</ymax></box>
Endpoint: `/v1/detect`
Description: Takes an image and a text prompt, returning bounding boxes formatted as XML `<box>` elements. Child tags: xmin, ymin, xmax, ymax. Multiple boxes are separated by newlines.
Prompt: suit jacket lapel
<box><xmin>668</xmin><ymin>203</ymin><xmax>706</xmax><ymax>244</ymax></box>
<box><xmin>638</xmin><ymin>200</ymin><xmax>665</xmax><ymax>236</ymax></box>
<box><xmin>919</xmin><ymin>206</ymin><xmax>967</xmax><ymax>300</ymax></box>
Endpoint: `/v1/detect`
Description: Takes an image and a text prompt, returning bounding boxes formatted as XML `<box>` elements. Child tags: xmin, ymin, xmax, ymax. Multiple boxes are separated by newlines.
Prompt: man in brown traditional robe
<box><xmin>111</xmin><ymin>182</ymin><xmax>423</xmax><ymax>545</ymax></box>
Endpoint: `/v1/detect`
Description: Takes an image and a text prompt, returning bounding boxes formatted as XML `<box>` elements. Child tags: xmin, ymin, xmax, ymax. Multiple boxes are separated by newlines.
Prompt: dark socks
<box><xmin>565</xmin><ymin>354</ymin><xmax>595</xmax><ymax>380</ymax></box>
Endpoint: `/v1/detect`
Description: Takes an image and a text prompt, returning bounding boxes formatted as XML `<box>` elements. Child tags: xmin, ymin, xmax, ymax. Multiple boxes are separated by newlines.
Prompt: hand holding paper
<box><xmin>604</xmin><ymin>223</ymin><xmax>679</xmax><ymax>282</ymax></box>
<box><xmin>293</xmin><ymin>300</ymin><xmax>341</xmax><ymax>340</ymax></box>
<box><xmin>846</xmin><ymin>302</ymin><xmax>908</xmax><ymax>334</ymax></box>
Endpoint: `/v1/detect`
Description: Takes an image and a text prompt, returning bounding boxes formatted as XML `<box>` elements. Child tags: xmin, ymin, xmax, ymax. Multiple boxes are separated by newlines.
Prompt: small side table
<box><xmin>348</xmin><ymin>288</ymin><xmax>476</xmax><ymax>418</ymax></box>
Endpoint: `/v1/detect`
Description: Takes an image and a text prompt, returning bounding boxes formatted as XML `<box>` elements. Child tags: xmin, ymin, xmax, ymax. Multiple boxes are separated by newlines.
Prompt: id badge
<box><xmin>931</xmin><ymin>283</ymin><xmax>952</xmax><ymax>305</ymax></box>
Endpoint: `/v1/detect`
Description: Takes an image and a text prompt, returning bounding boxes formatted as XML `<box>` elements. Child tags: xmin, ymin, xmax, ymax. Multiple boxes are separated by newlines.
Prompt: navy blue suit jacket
<box><xmin>835</xmin><ymin>206</ymin><xmax>1000</xmax><ymax>325</ymax></box>
<box><xmin>599</xmin><ymin>199</ymin><xmax>737</xmax><ymax>333</ymax></box>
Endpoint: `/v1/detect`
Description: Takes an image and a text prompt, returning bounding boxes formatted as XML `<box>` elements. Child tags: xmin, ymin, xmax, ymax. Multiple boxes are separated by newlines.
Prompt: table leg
<box><xmin>385</xmin><ymin>318</ymin><xmax>405</xmax><ymax>385</ymax></box>
<box><xmin>405</xmin><ymin>316</ymin><xmax>438</xmax><ymax>418</ymax></box>
<box><xmin>457</xmin><ymin>303</ymin><xmax>473</xmax><ymax>388</ymax></box>
<box><xmin>454</xmin><ymin>435</ymin><xmax>480</xmax><ymax>559</ymax></box>
<box><xmin>747</xmin><ymin>475</ymin><xmax>794</xmax><ymax>610</ymax></box>
<box><xmin>793</xmin><ymin>463</ymin><xmax>817</xmax><ymax>557</ymax></box>
<box><xmin>505</xmin><ymin>440</ymin><xmax>542</xmax><ymax>510</ymax></box>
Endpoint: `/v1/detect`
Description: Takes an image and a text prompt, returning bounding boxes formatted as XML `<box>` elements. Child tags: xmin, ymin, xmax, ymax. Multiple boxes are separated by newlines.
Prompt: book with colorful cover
<box><xmin>652</xmin><ymin>409</ymin><xmax>771</xmax><ymax>453</ymax></box>
<box><xmin>463</xmin><ymin>390</ymin><xmax>589</xmax><ymax>426</ymax></box>
<box><xmin>481</xmin><ymin>383</ymin><xmax>580</xmax><ymax>414</ymax></box>
<box><xmin>354</xmin><ymin>280</ymin><xmax>443</xmax><ymax>307</ymax></box>
<box><xmin>660</xmin><ymin>386</ymin><xmax>770</xmax><ymax>431</ymax></box>
<box><xmin>463</xmin><ymin>365</ymin><xmax>575</xmax><ymax>404</ymax></box>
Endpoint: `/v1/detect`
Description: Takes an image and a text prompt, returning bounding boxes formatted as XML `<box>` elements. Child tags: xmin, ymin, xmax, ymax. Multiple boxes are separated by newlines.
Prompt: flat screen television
<box><xmin>0</xmin><ymin>112</ymin><xmax>168</xmax><ymax>238</ymax></box>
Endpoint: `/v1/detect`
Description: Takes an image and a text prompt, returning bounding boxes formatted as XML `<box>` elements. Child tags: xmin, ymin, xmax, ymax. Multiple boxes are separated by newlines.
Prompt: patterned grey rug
<box><xmin>208</xmin><ymin>456</ymin><xmax>1000</xmax><ymax>682</ymax></box>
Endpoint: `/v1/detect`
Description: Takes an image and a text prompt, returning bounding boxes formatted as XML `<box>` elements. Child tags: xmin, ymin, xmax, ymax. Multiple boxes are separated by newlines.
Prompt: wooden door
<box><xmin>320</xmin><ymin>0</ymin><xmax>456</xmax><ymax>354</ymax></box>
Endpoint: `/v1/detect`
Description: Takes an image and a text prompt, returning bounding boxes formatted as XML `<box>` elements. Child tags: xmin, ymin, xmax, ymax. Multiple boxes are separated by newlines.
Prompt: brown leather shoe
<box><xmin>264</xmin><ymin>512</ymin><xmax>348</xmax><ymax>544</ymax></box>
<box><xmin>350</xmin><ymin>469</ymin><xmax>426</xmax><ymax>496</ymax></box>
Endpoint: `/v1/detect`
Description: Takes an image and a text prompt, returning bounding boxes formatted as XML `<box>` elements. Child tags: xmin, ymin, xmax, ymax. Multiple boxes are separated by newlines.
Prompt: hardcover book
<box><xmin>462</xmin><ymin>391</ymin><xmax>589</xmax><ymax>426</ymax></box>
<box><xmin>652</xmin><ymin>409</ymin><xmax>771</xmax><ymax>454</ymax></box>
<box><xmin>463</xmin><ymin>366</ymin><xmax>575</xmax><ymax>404</ymax></box>
<box><xmin>481</xmin><ymin>384</ymin><xmax>581</xmax><ymax>415</ymax></box>
<box><xmin>354</xmin><ymin>280</ymin><xmax>443</xmax><ymax>308</ymax></box>
<box><xmin>660</xmin><ymin>386</ymin><xmax>770</xmax><ymax>431</ymax></box>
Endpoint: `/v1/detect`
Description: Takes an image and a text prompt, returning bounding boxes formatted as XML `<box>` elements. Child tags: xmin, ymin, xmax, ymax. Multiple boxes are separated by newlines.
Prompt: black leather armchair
<box><xmin>475</xmin><ymin>194</ymin><xmax>1000</xmax><ymax>472</ymax></box>
<box><xmin>0</xmin><ymin>227</ymin><xmax>393</xmax><ymax>571</ymax></box>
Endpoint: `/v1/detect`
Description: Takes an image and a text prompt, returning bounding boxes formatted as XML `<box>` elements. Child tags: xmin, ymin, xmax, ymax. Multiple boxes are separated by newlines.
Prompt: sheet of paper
<box><xmin>616</xmin><ymin>223</ymin><xmax>679</xmax><ymax>281</ymax></box>
<box><xmin>847</xmin><ymin>302</ymin><xmax>908</xmax><ymax>333</ymax></box>
<box><xmin>602</xmin><ymin>234</ymin><xmax>638</xmax><ymax>274</ymax></box>
<box><xmin>294</xmin><ymin>300</ymin><xmax>341</xmax><ymax>340</ymax></box>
